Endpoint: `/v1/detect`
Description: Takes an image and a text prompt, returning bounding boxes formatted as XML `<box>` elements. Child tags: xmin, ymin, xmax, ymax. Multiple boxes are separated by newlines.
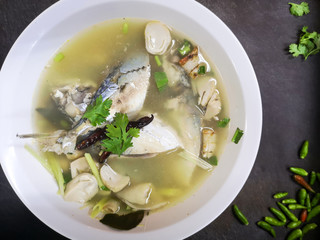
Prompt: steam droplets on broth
<box><xmin>30</xmin><ymin>18</ymin><xmax>229</xmax><ymax>230</ymax></box>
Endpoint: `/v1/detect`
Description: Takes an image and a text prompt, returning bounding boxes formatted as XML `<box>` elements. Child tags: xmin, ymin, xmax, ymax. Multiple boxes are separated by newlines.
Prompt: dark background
<box><xmin>1</xmin><ymin>0</ymin><xmax>320</xmax><ymax>239</ymax></box>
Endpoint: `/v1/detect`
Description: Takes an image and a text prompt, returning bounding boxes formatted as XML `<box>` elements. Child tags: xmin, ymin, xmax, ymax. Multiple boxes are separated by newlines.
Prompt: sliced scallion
<box><xmin>208</xmin><ymin>156</ymin><xmax>218</xmax><ymax>166</ymax></box>
<box><xmin>178</xmin><ymin>40</ymin><xmax>191</xmax><ymax>56</ymax></box>
<box><xmin>122</xmin><ymin>22</ymin><xmax>129</xmax><ymax>34</ymax></box>
<box><xmin>47</xmin><ymin>152</ymin><xmax>65</xmax><ymax>195</ymax></box>
<box><xmin>198</xmin><ymin>66</ymin><xmax>206</xmax><ymax>75</ymax></box>
<box><xmin>54</xmin><ymin>52</ymin><xmax>65</xmax><ymax>62</ymax></box>
<box><xmin>154</xmin><ymin>71</ymin><xmax>168</xmax><ymax>92</ymax></box>
<box><xmin>154</xmin><ymin>55</ymin><xmax>162</xmax><ymax>66</ymax></box>
<box><xmin>232</xmin><ymin>128</ymin><xmax>244</xmax><ymax>144</ymax></box>
<box><xmin>84</xmin><ymin>153</ymin><xmax>109</xmax><ymax>191</ymax></box>
<box><xmin>218</xmin><ymin>118</ymin><xmax>230</xmax><ymax>128</ymax></box>
<box><xmin>24</xmin><ymin>144</ymin><xmax>53</xmax><ymax>175</ymax></box>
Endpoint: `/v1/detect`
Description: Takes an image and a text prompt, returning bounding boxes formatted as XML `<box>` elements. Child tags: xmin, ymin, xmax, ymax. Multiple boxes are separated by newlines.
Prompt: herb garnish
<box><xmin>288</xmin><ymin>2</ymin><xmax>310</xmax><ymax>17</ymax></box>
<box><xmin>83</xmin><ymin>96</ymin><xmax>113</xmax><ymax>126</ymax></box>
<box><xmin>101</xmin><ymin>113</ymin><xmax>140</xmax><ymax>156</ymax></box>
<box><xmin>289</xmin><ymin>26</ymin><xmax>320</xmax><ymax>60</ymax></box>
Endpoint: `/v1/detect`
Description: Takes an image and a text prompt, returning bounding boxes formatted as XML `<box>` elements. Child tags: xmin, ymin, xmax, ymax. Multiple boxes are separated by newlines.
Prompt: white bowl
<box><xmin>0</xmin><ymin>0</ymin><xmax>262</xmax><ymax>239</ymax></box>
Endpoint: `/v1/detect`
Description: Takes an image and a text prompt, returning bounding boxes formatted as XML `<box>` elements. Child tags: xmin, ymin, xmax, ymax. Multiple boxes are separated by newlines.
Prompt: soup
<box><xmin>28</xmin><ymin>18</ymin><xmax>229</xmax><ymax>230</ymax></box>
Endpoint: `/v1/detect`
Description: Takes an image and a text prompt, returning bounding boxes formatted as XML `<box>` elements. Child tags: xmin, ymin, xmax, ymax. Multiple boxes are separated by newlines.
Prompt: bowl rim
<box><xmin>0</xmin><ymin>0</ymin><xmax>262</xmax><ymax>239</ymax></box>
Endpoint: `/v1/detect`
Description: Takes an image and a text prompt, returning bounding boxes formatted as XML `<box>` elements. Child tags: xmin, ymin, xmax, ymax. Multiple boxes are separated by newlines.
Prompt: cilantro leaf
<box><xmin>83</xmin><ymin>96</ymin><xmax>112</xmax><ymax>126</ymax></box>
<box><xmin>289</xmin><ymin>26</ymin><xmax>320</xmax><ymax>60</ymax></box>
<box><xmin>288</xmin><ymin>2</ymin><xmax>310</xmax><ymax>16</ymax></box>
<box><xmin>101</xmin><ymin>113</ymin><xmax>140</xmax><ymax>156</ymax></box>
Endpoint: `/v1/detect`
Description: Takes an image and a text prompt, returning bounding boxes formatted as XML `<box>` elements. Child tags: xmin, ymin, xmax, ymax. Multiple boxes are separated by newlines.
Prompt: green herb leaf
<box><xmin>178</xmin><ymin>40</ymin><xmax>191</xmax><ymax>56</ymax></box>
<box><xmin>154</xmin><ymin>72</ymin><xmax>168</xmax><ymax>92</ymax></box>
<box><xmin>83</xmin><ymin>96</ymin><xmax>112</xmax><ymax>126</ymax></box>
<box><xmin>208</xmin><ymin>156</ymin><xmax>218</xmax><ymax>166</ymax></box>
<box><xmin>289</xmin><ymin>26</ymin><xmax>320</xmax><ymax>60</ymax></box>
<box><xmin>218</xmin><ymin>118</ymin><xmax>230</xmax><ymax>128</ymax></box>
<box><xmin>54</xmin><ymin>52</ymin><xmax>65</xmax><ymax>62</ymax></box>
<box><xmin>232</xmin><ymin>128</ymin><xmax>244</xmax><ymax>144</ymax></box>
<box><xmin>288</xmin><ymin>2</ymin><xmax>309</xmax><ymax>17</ymax></box>
<box><xmin>101</xmin><ymin>113</ymin><xmax>140</xmax><ymax>156</ymax></box>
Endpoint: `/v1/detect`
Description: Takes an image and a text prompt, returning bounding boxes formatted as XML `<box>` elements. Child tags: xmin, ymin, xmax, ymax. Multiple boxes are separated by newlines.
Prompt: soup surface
<box><xmin>31</xmin><ymin>18</ymin><xmax>229</xmax><ymax>229</ymax></box>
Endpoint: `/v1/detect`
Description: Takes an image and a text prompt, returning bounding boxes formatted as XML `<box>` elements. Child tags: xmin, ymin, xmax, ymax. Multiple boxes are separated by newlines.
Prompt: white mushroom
<box><xmin>204</xmin><ymin>91</ymin><xmax>221</xmax><ymax>120</ymax></box>
<box><xmin>202</xmin><ymin>128</ymin><xmax>217</xmax><ymax>158</ymax></box>
<box><xmin>179</xmin><ymin>47</ymin><xmax>201</xmax><ymax>79</ymax></box>
<box><xmin>116</xmin><ymin>183</ymin><xmax>152</xmax><ymax>205</ymax></box>
<box><xmin>70</xmin><ymin>157</ymin><xmax>91</xmax><ymax>178</ymax></box>
<box><xmin>100</xmin><ymin>164</ymin><xmax>130</xmax><ymax>193</ymax></box>
<box><xmin>66</xmin><ymin>150</ymin><xmax>84</xmax><ymax>160</ymax></box>
<box><xmin>197</xmin><ymin>78</ymin><xmax>216</xmax><ymax>107</ymax></box>
<box><xmin>64</xmin><ymin>173</ymin><xmax>99</xmax><ymax>203</ymax></box>
<box><xmin>145</xmin><ymin>21</ymin><xmax>171</xmax><ymax>55</ymax></box>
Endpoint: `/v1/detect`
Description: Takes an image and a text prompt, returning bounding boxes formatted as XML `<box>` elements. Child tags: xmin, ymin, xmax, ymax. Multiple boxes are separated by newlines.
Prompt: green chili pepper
<box><xmin>273</xmin><ymin>192</ymin><xmax>288</xmax><ymax>199</ymax></box>
<box><xmin>257</xmin><ymin>221</ymin><xmax>276</xmax><ymax>238</ymax></box>
<box><xmin>287</xmin><ymin>221</ymin><xmax>301</xmax><ymax>229</ymax></box>
<box><xmin>306</xmin><ymin>194</ymin><xmax>311</xmax><ymax>212</ymax></box>
<box><xmin>287</xmin><ymin>228</ymin><xmax>302</xmax><ymax>240</ymax></box>
<box><xmin>265</xmin><ymin>216</ymin><xmax>285</xmax><ymax>226</ymax></box>
<box><xmin>298</xmin><ymin>189</ymin><xmax>307</xmax><ymax>205</ymax></box>
<box><xmin>302</xmin><ymin>223</ymin><xmax>317</xmax><ymax>236</ymax></box>
<box><xmin>270</xmin><ymin>207</ymin><xmax>286</xmax><ymax>222</ymax></box>
<box><xmin>299</xmin><ymin>140</ymin><xmax>308</xmax><ymax>159</ymax></box>
<box><xmin>317</xmin><ymin>173</ymin><xmax>320</xmax><ymax>182</ymax></box>
<box><xmin>288</xmin><ymin>204</ymin><xmax>307</xmax><ymax>210</ymax></box>
<box><xmin>277</xmin><ymin>202</ymin><xmax>298</xmax><ymax>222</ymax></box>
<box><xmin>282</xmin><ymin>199</ymin><xmax>297</xmax><ymax>204</ymax></box>
<box><xmin>233</xmin><ymin>205</ymin><xmax>249</xmax><ymax>225</ymax></box>
<box><xmin>289</xmin><ymin>167</ymin><xmax>308</xmax><ymax>177</ymax></box>
<box><xmin>311</xmin><ymin>193</ymin><xmax>320</xmax><ymax>207</ymax></box>
<box><xmin>309</xmin><ymin>171</ymin><xmax>316</xmax><ymax>185</ymax></box>
<box><xmin>306</xmin><ymin>205</ymin><xmax>320</xmax><ymax>222</ymax></box>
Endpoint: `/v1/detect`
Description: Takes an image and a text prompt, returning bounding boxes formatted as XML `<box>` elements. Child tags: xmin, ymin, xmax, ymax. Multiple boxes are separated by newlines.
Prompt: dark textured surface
<box><xmin>1</xmin><ymin>0</ymin><xmax>320</xmax><ymax>239</ymax></box>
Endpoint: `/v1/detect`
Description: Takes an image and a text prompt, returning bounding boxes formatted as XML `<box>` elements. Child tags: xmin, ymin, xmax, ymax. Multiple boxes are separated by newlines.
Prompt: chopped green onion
<box><xmin>47</xmin><ymin>152</ymin><xmax>65</xmax><ymax>195</ymax></box>
<box><xmin>232</xmin><ymin>128</ymin><xmax>244</xmax><ymax>144</ymax></box>
<box><xmin>208</xmin><ymin>156</ymin><xmax>218</xmax><ymax>166</ymax></box>
<box><xmin>154</xmin><ymin>55</ymin><xmax>162</xmax><ymax>66</ymax></box>
<box><xmin>198</xmin><ymin>66</ymin><xmax>206</xmax><ymax>75</ymax></box>
<box><xmin>54</xmin><ymin>52</ymin><xmax>65</xmax><ymax>62</ymax></box>
<box><xmin>24</xmin><ymin>144</ymin><xmax>53</xmax><ymax>175</ymax></box>
<box><xmin>91</xmin><ymin>197</ymin><xmax>110</xmax><ymax>218</ymax></box>
<box><xmin>154</xmin><ymin>72</ymin><xmax>168</xmax><ymax>92</ymax></box>
<box><xmin>178</xmin><ymin>40</ymin><xmax>191</xmax><ymax>56</ymax></box>
<box><xmin>122</xmin><ymin>22</ymin><xmax>129</xmax><ymax>34</ymax></box>
<box><xmin>218</xmin><ymin>118</ymin><xmax>230</xmax><ymax>128</ymax></box>
<box><xmin>84</xmin><ymin>153</ymin><xmax>109</xmax><ymax>191</ymax></box>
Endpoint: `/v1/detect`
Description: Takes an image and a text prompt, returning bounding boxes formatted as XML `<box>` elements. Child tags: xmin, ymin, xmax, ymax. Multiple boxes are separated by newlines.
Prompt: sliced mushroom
<box><xmin>145</xmin><ymin>21</ymin><xmax>171</xmax><ymax>55</ymax></box>
<box><xmin>179</xmin><ymin>47</ymin><xmax>201</xmax><ymax>79</ymax></box>
<box><xmin>64</xmin><ymin>173</ymin><xmax>99</xmax><ymax>203</ymax></box>
<box><xmin>116</xmin><ymin>183</ymin><xmax>152</xmax><ymax>205</ymax></box>
<box><xmin>202</xmin><ymin>128</ymin><xmax>217</xmax><ymax>158</ymax></box>
<box><xmin>100</xmin><ymin>164</ymin><xmax>130</xmax><ymax>193</ymax></box>
<box><xmin>204</xmin><ymin>90</ymin><xmax>221</xmax><ymax>120</ymax></box>
<box><xmin>197</xmin><ymin>78</ymin><xmax>216</xmax><ymax>107</ymax></box>
<box><xmin>70</xmin><ymin>157</ymin><xmax>90</xmax><ymax>178</ymax></box>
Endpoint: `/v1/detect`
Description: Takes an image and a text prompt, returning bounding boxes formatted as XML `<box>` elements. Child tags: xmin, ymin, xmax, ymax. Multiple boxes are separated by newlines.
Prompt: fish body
<box><xmin>40</xmin><ymin>52</ymin><xmax>151</xmax><ymax>155</ymax></box>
